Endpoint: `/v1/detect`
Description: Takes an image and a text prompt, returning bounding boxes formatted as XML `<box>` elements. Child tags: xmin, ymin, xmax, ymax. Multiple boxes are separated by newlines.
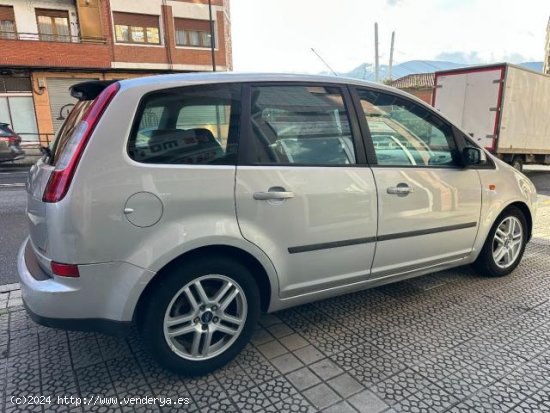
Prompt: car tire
<box><xmin>140</xmin><ymin>256</ymin><xmax>260</xmax><ymax>376</ymax></box>
<box><xmin>511</xmin><ymin>157</ymin><xmax>523</xmax><ymax>172</ymax></box>
<box><xmin>473</xmin><ymin>206</ymin><xmax>527</xmax><ymax>277</ymax></box>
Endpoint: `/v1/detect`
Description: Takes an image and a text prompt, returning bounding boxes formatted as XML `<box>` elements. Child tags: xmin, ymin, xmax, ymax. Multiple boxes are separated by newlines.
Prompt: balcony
<box><xmin>0</xmin><ymin>30</ymin><xmax>106</xmax><ymax>44</ymax></box>
<box><xmin>0</xmin><ymin>30</ymin><xmax>111</xmax><ymax>69</ymax></box>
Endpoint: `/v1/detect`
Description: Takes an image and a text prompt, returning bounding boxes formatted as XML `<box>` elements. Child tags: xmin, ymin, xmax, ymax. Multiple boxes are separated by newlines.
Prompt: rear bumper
<box><xmin>17</xmin><ymin>237</ymin><xmax>156</xmax><ymax>335</ymax></box>
<box><xmin>23</xmin><ymin>301</ymin><xmax>132</xmax><ymax>336</ymax></box>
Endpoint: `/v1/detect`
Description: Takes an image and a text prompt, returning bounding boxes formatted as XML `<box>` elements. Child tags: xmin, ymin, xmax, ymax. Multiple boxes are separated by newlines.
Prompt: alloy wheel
<box><xmin>492</xmin><ymin>216</ymin><xmax>523</xmax><ymax>269</ymax></box>
<box><xmin>163</xmin><ymin>274</ymin><xmax>248</xmax><ymax>360</ymax></box>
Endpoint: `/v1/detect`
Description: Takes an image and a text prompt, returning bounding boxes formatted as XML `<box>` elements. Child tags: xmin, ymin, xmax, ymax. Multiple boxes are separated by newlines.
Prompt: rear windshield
<box><xmin>49</xmin><ymin>100</ymin><xmax>94</xmax><ymax>165</ymax></box>
<box><xmin>0</xmin><ymin>124</ymin><xmax>14</xmax><ymax>136</ymax></box>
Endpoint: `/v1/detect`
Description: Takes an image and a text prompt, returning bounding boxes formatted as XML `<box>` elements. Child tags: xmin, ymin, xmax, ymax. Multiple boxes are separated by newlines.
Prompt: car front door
<box><xmin>353</xmin><ymin>87</ymin><xmax>482</xmax><ymax>278</ymax></box>
<box><xmin>235</xmin><ymin>83</ymin><xmax>378</xmax><ymax>299</ymax></box>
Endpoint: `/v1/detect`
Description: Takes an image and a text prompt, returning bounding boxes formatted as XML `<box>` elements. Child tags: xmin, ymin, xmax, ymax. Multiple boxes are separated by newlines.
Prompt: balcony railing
<box><xmin>0</xmin><ymin>31</ymin><xmax>106</xmax><ymax>44</ymax></box>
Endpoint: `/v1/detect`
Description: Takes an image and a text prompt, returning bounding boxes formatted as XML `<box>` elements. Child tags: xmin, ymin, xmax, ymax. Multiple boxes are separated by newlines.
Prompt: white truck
<box><xmin>432</xmin><ymin>63</ymin><xmax>550</xmax><ymax>170</ymax></box>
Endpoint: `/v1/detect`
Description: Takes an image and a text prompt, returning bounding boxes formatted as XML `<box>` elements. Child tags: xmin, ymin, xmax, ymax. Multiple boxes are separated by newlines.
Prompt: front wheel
<box><xmin>473</xmin><ymin>207</ymin><xmax>527</xmax><ymax>277</ymax></box>
<box><xmin>140</xmin><ymin>257</ymin><xmax>260</xmax><ymax>376</ymax></box>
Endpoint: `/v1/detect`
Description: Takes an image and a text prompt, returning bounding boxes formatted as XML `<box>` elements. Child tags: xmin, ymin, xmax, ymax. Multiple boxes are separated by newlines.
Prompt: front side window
<box><xmin>357</xmin><ymin>89</ymin><xmax>458</xmax><ymax>167</ymax></box>
<box><xmin>128</xmin><ymin>84</ymin><xmax>242</xmax><ymax>165</ymax></box>
<box><xmin>36</xmin><ymin>9</ymin><xmax>70</xmax><ymax>42</ymax></box>
<box><xmin>113</xmin><ymin>12</ymin><xmax>160</xmax><ymax>45</ymax></box>
<box><xmin>248</xmin><ymin>85</ymin><xmax>356</xmax><ymax>165</ymax></box>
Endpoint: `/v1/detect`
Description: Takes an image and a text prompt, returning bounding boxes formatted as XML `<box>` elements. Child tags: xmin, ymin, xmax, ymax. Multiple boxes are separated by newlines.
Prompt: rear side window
<box><xmin>247</xmin><ymin>85</ymin><xmax>356</xmax><ymax>165</ymax></box>
<box><xmin>128</xmin><ymin>84</ymin><xmax>242</xmax><ymax>165</ymax></box>
<box><xmin>50</xmin><ymin>100</ymin><xmax>94</xmax><ymax>164</ymax></box>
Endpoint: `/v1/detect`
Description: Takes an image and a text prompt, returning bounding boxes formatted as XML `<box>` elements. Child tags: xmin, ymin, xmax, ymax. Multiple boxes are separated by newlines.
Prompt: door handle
<box><xmin>387</xmin><ymin>184</ymin><xmax>414</xmax><ymax>196</ymax></box>
<box><xmin>123</xmin><ymin>208</ymin><xmax>134</xmax><ymax>215</ymax></box>
<box><xmin>253</xmin><ymin>190</ymin><xmax>295</xmax><ymax>201</ymax></box>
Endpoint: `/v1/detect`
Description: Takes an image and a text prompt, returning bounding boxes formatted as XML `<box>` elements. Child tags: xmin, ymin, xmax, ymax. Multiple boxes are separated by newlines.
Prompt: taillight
<box><xmin>0</xmin><ymin>135</ymin><xmax>18</xmax><ymax>145</ymax></box>
<box><xmin>43</xmin><ymin>82</ymin><xmax>120</xmax><ymax>203</ymax></box>
<box><xmin>51</xmin><ymin>262</ymin><xmax>80</xmax><ymax>278</ymax></box>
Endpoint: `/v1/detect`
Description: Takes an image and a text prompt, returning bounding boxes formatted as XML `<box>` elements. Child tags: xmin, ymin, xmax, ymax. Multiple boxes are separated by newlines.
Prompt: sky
<box><xmin>230</xmin><ymin>0</ymin><xmax>550</xmax><ymax>74</ymax></box>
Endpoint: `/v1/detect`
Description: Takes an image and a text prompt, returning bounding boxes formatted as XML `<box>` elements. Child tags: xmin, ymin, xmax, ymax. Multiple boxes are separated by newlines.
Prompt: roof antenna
<box><xmin>311</xmin><ymin>48</ymin><xmax>338</xmax><ymax>76</ymax></box>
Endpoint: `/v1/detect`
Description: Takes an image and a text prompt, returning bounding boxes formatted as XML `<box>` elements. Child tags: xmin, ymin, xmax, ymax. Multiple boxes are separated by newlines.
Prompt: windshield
<box><xmin>49</xmin><ymin>100</ymin><xmax>94</xmax><ymax>165</ymax></box>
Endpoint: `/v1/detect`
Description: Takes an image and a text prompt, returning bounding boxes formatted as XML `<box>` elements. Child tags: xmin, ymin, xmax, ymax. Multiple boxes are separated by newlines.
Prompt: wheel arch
<box><xmin>134</xmin><ymin>244</ymin><xmax>274</xmax><ymax>325</ymax></box>
<box><xmin>505</xmin><ymin>201</ymin><xmax>533</xmax><ymax>240</ymax></box>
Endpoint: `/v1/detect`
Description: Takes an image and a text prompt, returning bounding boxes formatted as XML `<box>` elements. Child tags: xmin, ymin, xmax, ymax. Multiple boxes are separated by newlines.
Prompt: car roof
<box><xmin>117</xmin><ymin>72</ymin><xmax>403</xmax><ymax>95</ymax></box>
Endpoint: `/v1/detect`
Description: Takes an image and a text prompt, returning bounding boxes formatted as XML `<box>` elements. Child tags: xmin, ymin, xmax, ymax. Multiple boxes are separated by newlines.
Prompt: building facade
<box><xmin>544</xmin><ymin>17</ymin><xmax>550</xmax><ymax>75</ymax></box>
<box><xmin>0</xmin><ymin>0</ymin><xmax>232</xmax><ymax>144</ymax></box>
<box><xmin>390</xmin><ymin>73</ymin><xmax>435</xmax><ymax>104</ymax></box>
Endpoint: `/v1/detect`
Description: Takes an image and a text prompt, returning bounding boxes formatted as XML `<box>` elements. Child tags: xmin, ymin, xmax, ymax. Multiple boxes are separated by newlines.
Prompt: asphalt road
<box><xmin>524</xmin><ymin>166</ymin><xmax>550</xmax><ymax>197</ymax></box>
<box><xmin>0</xmin><ymin>165</ymin><xmax>549</xmax><ymax>286</ymax></box>
<box><xmin>0</xmin><ymin>168</ymin><xmax>27</xmax><ymax>285</ymax></box>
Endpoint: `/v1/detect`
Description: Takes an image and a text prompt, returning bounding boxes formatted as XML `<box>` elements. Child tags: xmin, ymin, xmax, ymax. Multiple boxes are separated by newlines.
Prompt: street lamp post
<box><xmin>208</xmin><ymin>0</ymin><xmax>216</xmax><ymax>72</ymax></box>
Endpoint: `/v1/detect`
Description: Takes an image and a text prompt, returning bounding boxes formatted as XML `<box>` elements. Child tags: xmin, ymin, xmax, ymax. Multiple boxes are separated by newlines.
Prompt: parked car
<box><xmin>0</xmin><ymin>123</ymin><xmax>24</xmax><ymax>163</ymax></box>
<box><xmin>18</xmin><ymin>74</ymin><xmax>537</xmax><ymax>376</ymax></box>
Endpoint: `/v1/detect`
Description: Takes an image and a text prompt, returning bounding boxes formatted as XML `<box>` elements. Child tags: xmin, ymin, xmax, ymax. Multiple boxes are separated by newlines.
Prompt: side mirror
<box><xmin>462</xmin><ymin>147</ymin><xmax>487</xmax><ymax>166</ymax></box>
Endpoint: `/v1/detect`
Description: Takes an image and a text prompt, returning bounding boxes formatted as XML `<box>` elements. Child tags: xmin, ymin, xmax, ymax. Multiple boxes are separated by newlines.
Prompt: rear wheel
<box><xmin>473</xmin><ymin>207</ymin><xmax>527</xmax><ymax>277</ymax></box>
<box><xmin>140</xmin><ymin>257</ymin><xmax>260</xmax><ymax>376</ymax></box>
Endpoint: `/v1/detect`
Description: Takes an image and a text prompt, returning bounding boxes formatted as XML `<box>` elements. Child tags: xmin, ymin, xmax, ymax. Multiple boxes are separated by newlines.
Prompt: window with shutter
<box><xmin>0</xmin><ymin>6</ymin><xmax>16</xmax><ymax>40</ymax></box>
<box><xmin>35</xmin><ymin>9</ymin><xmax>70</xmax><ymax>42</ymax></box>
<box><xmin>113</xmin><ymin>12</ymin><xmax>160</xmax><ymax>45</ymax></box>
<box><xmin>174</xmin><ymin>18</ymin><xmax>213</xmax><ymax>48</ymax></box>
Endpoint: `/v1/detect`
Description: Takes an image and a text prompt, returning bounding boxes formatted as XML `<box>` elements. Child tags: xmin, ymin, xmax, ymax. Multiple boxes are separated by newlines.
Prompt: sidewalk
<box><xmin>2</xmin><ymin>203</ymin><xmax>549</xmax><ymax>412</ymax></box>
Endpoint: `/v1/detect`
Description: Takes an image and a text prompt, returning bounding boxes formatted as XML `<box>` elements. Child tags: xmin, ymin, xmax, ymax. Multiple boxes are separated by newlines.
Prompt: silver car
<box><xmin>18</xmin><ymin>74</ymin><xmax>537</xmax><ymax>376</ymax></box>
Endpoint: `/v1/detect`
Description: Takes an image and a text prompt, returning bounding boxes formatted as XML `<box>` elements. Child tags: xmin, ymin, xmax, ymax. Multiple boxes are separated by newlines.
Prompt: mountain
<box><xmin>329</xmin><ymin>60</ymin><xmax>545</xmax><ymax>81</ymax></box>
<box><xmin>519</xmin><ymin>62</ymin><xmax>544</xmax><ymax>72</ymax></box>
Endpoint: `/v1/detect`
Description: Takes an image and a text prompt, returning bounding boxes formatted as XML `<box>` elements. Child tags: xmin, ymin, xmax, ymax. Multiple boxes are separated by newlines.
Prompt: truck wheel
<box><xmin>140</xmin><ymin>256</ymin><xmax>260</xmax><ymax>376</ymax></box>
<box><xmin>473</xmin><ymin>206</ymin><xmax>527</xmax><ymax>277</ymax></box>
<box><xmin>511</xmin><ymin>157</ymin><xmax>523</xmax><ymax>172</ymax></box>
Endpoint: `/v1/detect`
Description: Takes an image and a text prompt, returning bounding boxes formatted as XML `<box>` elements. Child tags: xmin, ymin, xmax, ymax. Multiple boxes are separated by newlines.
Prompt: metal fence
<box><xmin>0</xmin><ymin>31</ymin><xmax>105</xmax><ymax>44</ymax></box>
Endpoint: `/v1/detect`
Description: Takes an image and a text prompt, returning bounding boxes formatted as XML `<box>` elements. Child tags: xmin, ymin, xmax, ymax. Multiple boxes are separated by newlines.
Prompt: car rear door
<box><xmin>352</xmin><ymin>87</ymin><xmax>482</xmax><ymax>278</ymax></box>
<box><xmin>235</xmin><ymin>83</ymin><xmax>378</xmax><ymax>299</ymax></box>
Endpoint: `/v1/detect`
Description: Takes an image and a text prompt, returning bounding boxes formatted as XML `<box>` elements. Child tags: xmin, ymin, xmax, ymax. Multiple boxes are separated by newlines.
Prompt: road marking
<box><xmin>0</xmin><ymin>183</ymin><xmax>25</xmax><ymax>188</ymax></box>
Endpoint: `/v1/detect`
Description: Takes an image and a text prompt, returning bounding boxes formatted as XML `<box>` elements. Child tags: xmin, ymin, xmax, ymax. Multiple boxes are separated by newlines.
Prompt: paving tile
<box><xmin>293</xmin><ymin>345</ymin><xmax>325</xmax><ymax>365</ymax></box>
<box><xmin>259</xmin><ymin>376</ymin><xmax>298</xmax><ymax>404</ymax></box>
<box><xmin>310</xmin><ymin>358</ymin><xmax>344</xmax><ymax>380</ymax></box>
<box><xmin>3</xmin><ymin>210</ymin><xmax>550</xmax><ymax>412</ymax></box>
<box><xmin>323</xmin><ymin>401</ymin><xmax>358</xmax><ymax>413</ymax></box>
<box><xmin>215</xmin><ymin>362</ymin><xmax>255</xmax><ymax>396</ymax></box>
<box><xmin>285</xmin><ymin>367</ymin><xmax>322</xmax><ymax>390</ymax></box>
<box><xmin>348</xmin><ymin>389</ymin><xmax>389</xmax><ymax>413</ymax></box>
<box><xmin>302</xmin><ymin>383</ymin><xmax>341</xmax><ymax>410</ymax></box>
<box><xmin>259</xmin><ymin>314</ymin><xmax>282</xmax><ymax>327</ymax></box>
<box><xmin>279</xmin><ymin>333</ymin><xmax>309</xmax><ymax>351</ymax></box>
<box><xmin>231</xmin><ymin>386</ymin><xmax>272</xmax><ymax>412</ymax></box>
<box><xmin>271</xmin><ymin>352</ymin><xmax>304</xmax><ymax>374</ymax></box>
<box><xmin>273</xmin><ymin>393</ymin><xmax>316</xmax><ymax>413</ymax></box>
<box><xmin>106</xmin><ymin>356</ymin><xmax>147</xmax><ymax>394</ymax></box>
<box><xmin>256</xmin><ymin>340</ymin><xmax>288</xmax><ymax>360</ymax></box>
<box><xmin>69</xmin><ymin>338</ymin><xmax>103</xmax><ymax>369</ymax></box>
<box><xmin>267</xmin><ymin>322</ymin><xmax>295</xmax><ymax>338</ymax></box>
<box><xmin>328</xmin><ymin>373</ymin><xmax>364</xmax><ymax>398</ymax></box>
<box><xmin>76</xmin><ymin>362</ymin><xmax>117</xmax><ymax>395</ymax></box>
<box><xmin>186</xmin><ymin>378</ymin><xmax>229</xmax><ymax>410</ymax></box>
<box><xmin>237</xmin><ymin>346</ymin><xmax>280</xmax><ymax>384</ymax></box>
<box><xmin>250</xmin><ymin>328</ymin><xmax>274</xmax><ymax>346</ymax></box>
